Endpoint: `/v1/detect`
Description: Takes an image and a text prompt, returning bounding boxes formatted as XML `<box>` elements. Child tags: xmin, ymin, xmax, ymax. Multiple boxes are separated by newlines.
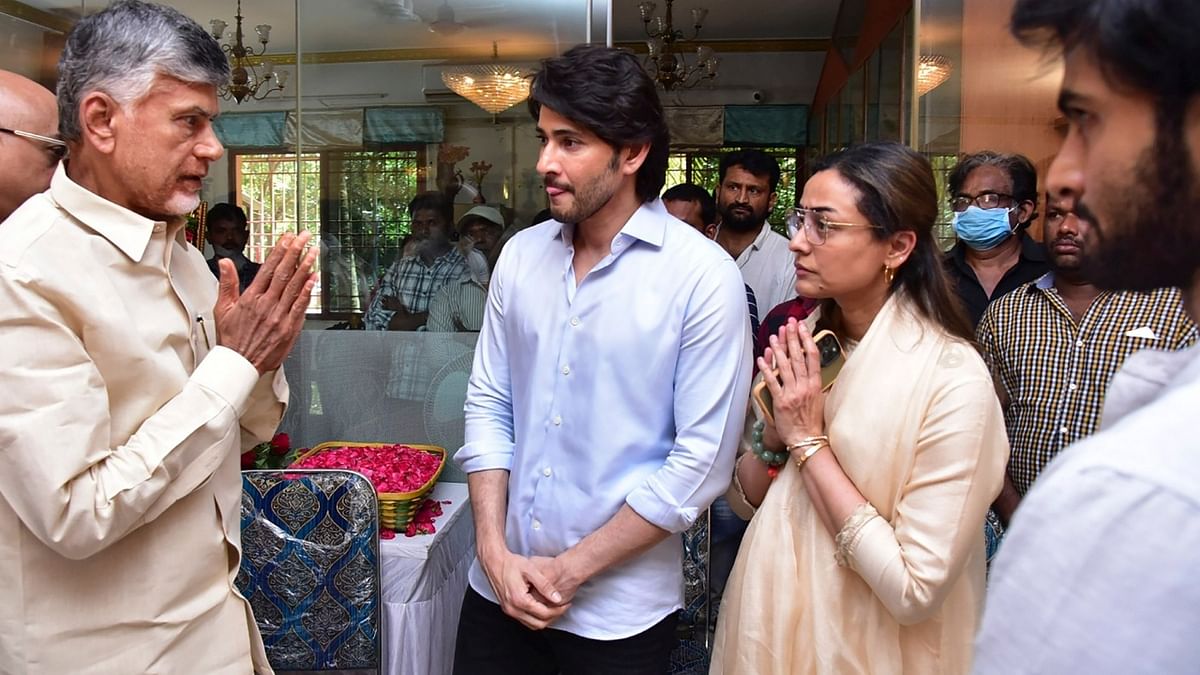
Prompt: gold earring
<box><xmin>883</xmin><ymin>264</ymin><xmax>895</xmax><ymax>286</ymax></box>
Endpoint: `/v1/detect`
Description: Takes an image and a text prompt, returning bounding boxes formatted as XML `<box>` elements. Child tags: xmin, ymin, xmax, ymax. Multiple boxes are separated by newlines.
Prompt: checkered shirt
<box><xmin>364</xmin><ymin>248</ymin><xmax>471</xmax><ymax>331</ymax></box>
<box><xmin>977</xmin><ymin>273</ymin><xmax>1198</xmax><ymax>495</ymax></box>
<box><xmin>364</xmin><ymin>248</ymin><xmax>470</xmax><ymax>400</ymax></box>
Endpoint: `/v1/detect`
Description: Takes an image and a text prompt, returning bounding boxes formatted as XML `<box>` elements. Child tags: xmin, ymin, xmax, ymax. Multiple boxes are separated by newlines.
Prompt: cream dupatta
<box><xmin>712</xmin><ymin>294</ymin><xmax>1008</xmax><ymax>675</ymax></box>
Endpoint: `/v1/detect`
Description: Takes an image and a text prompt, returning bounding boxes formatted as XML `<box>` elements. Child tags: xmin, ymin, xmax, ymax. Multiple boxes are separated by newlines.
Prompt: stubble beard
<box><xmin>718</xmin><ymin>202</ymin><xmax>765</xmax><ymax>233</ymax></box>
<box><xmin>1080</xmin><ymin>125</ymin><xmax>1200</xmax><ymax>292</ymax></box>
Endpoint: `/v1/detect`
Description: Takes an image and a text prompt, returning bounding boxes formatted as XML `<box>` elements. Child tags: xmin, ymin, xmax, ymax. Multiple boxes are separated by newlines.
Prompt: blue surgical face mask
<box><xmin>952</xmin><ymin>205</ymin><xmax>1015</xmax><ymax>251</ymax></box>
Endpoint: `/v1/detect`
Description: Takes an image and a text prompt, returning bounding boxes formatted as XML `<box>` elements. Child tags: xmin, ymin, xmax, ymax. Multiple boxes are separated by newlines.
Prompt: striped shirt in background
<box><xmin>977</xmin><ymin>273</ymin><xmax>1198</xmax><ymax>495</ymax></box>
<box><xmin>427</xmin><ymin>278</ymin><xmax>488</xmax><ymax>332</ymax></box>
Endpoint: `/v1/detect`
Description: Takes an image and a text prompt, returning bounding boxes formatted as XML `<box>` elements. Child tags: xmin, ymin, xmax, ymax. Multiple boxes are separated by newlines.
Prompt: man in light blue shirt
<box><xmin>453</xmin><ymin>45</ymin><xmax>751</xmax><ymax>675</ymax></box>
<box><xmin>973</xmin><ymin>1</ymin><xmax>1200</xmax><ymax>672</ymax></box>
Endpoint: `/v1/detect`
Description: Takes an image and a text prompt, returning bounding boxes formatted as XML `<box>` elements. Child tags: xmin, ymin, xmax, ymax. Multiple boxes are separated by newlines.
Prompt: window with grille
<box><xmin>232</xmin><ymin>147</ymin><xmax>424</xmax><ymax>317</ymax></box>
<box><xmin>664</xmin><ymin>146</ymin><xmax>801</xmax><ymax>236</ymax></box>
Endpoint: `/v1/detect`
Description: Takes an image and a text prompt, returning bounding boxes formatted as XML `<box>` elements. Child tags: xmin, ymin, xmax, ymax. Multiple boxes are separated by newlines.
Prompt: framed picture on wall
<box><xmin>186</xmin><ymin>200</ymin><xmax>207</xmax><ymax>250</ymax></box>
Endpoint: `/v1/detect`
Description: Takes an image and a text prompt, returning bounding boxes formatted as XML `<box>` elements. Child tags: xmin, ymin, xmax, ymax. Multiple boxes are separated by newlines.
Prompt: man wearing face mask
<box><xmin>205</xmin><ymin>202</ymin><xmax>260</xmax><ymax>293</ymax></box>
<box><xmin>943</xmin><ymin>151</ymin><xmax>1049</xmax><ymax>327</ymax></box>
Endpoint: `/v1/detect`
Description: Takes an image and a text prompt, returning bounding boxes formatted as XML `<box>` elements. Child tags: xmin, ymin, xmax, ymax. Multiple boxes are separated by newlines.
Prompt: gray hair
<box><xmin>57</xmin><ymin>0</ymin><xmax>229</xmax><ymax>142</ymax></box>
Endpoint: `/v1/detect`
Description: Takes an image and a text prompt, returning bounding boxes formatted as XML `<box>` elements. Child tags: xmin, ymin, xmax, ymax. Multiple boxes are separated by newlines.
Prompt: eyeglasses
<box><xmin>950</xmin><ymin>191</ymin><xmax>1013</xmax><ymax>213</ymax></box>
<box><xmin>0</xmin><ymin>127</ymin><xmax>68</xmax><ymax>162</ymax></box>
<box><xmin>786</xmin><ymin>207</ymin><xmax>883</xmax><ymax>245</ymax></box>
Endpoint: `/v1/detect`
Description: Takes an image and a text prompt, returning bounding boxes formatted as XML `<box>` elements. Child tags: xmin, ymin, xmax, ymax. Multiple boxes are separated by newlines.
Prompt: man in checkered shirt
<box><xmin>365</xmin><ymin>192</ymin><xmax>471</xmax><ymax>332</ymax></box>
<box><xmin>364</xmin><ymin>192</ymin><xmax>471</xmax><ymax>401</ymax></box>
<box><xmin>977</xmin><ymin>192</ymin><xmax>1197</xmax><ymax>526</ymax></box>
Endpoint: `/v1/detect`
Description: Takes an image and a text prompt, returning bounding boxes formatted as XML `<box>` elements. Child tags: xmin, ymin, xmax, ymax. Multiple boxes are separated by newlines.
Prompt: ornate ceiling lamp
<box><xmin>917</xmin><ymin>54</ymin><xmax>953</xmax><ymax>96</ymax></box>
<box><xmin>210</xmin><ymin>0</ymin><xmax>288</xmax><ymax>104</ymax></box>
<box><xmin>440</xmin><ymin>42</ymin><xmax>531</xmax><ymax>115</ymax></box>
<box><xmin>639</xmin><ymin>0</ymin><xmax>718</xmax><ymax>91</ymax></box>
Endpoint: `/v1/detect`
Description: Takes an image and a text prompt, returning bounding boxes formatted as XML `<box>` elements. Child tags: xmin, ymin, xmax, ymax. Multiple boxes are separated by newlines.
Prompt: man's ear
<box><xmin>767</xmin><ymin>190</ymin><xmax>779</xmax><ymax>213</ymax></box>
<box><xmin>1015</xmin><ymin>199</ymin><xmax>1036</xmax><ymax>227</ymax></box>
<box><xmin>618</xmin><ymin>142</ymin><xmax>651</xmax><ymax>177</ymax></box>
<box><xmin>79</xmin><ymin>91</ymin><xmax>121</xmax><ymax>155</ymax></box>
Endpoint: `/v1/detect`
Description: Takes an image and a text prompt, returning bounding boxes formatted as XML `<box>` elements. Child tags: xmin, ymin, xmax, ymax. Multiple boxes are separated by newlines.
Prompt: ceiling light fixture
<box><xmin>440</xmin><ymin>42</ymin><xmax>531</xmax><ymax>115</ymax></box>
<box><xmin>639</xmin><ymin>0</ymin><xmax>718</xmax><ymax>91</ymax></box>
<box><xmin>210</xmin><ymin>0</ymin><xmax>288</xmax><ymax>104</ymax></box>
<box><xmin>917</xmin><ymin>54</ymin><xmax>952</xmax><ymax>96</ymax></box>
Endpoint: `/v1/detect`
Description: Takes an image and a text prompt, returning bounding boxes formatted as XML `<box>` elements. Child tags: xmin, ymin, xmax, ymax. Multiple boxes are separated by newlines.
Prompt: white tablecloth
<box><xmin>380</xmin><ymin>482</ymin><xmax>474</xmax><ymax>675</ymax></box>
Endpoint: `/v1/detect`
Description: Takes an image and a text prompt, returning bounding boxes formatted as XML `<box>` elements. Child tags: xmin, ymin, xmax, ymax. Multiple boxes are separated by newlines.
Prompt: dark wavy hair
<box><xmin>527</xmin><ymin>44</ymin><xmax>669</xmax><ymax>202</ymax></box>
<box><xmin>812</xmin><ymin>142</ymin><xmax>974</xmax><ymax>343</ymax></box>
<box><xmin>718</xmin><ymin>149</ymin><xmax>782</xmax><ymax>193</ymax></box>
<box><xmin>948</xmin><ymin>151</ymin><xmax>1039</xmax><ymax>229</ymax></box>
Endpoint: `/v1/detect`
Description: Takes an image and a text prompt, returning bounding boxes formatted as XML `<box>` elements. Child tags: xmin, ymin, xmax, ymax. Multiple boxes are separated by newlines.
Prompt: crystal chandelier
<box><xmin>209</xmin><ymin>0</ymin><xmax>288</xmax><ymax>104</ymax></box>
<box><xmin>917</xmin><ymin>55</ymin><xmax>953</xmax><ymax>96</ymax></box>
<box><xmin>440</xmin><ymin>42</ymin><xmax>531</xmax><ymax>115</ymax></box>
<box><xmin>639</xmin><ymin>0</ymin><xmax>718</xmax><ymax>91</ymax></box>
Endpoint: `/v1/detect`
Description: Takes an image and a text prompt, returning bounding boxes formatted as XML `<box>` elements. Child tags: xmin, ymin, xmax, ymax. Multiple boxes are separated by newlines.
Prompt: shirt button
<box><xmin>1059</xmin><ymin>426</ymin><xmax>1069</xmax><ymax>435</ymax></box>
<box><xmin>1076</xmin><ymin>339</ymin><xmax>1084</xmax><ymax>348</ymax></box>
<box><xmin>1068</xmin><ymin>383</ymin><xmax>1078</xmax><ymax>391</ymax></box>
<box><xmin>570</xmin><ymin>317</ymin><xmax>580</xmax><ymax>327</ymax></box>
<box><xmin>532</xmin><ymin>519</ymin><xmax>542</xmax><ymax>530</ymax></box>
<box><xmin>153</xmin><ymin>224</ymin><xmax>164</xmax><ymax>233</ymax></box>
<box><xmin>561</xmin><ymin>365</ymin><xmax>570</xmax><ymax>375</ymax></box>
<box><xmin>543</xmin><ymin>467</ymin><xmax>552</xmax><ymax>477</ymax></box>
<box><xmin>553</xmin><ymin>415</ymin><xmax>562</xmax><ymax>426</ymax></box>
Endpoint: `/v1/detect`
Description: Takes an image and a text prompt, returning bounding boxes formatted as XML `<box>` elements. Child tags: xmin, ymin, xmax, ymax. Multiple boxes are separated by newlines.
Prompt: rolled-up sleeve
<box><xmin>0</xmin><ymin>277</ymin><xmax>261</xmax><ymax>560</ymax></box>
<box><xmin>625</xmin><ymin>258</ymin><xmax>752</xmax><ymax>533</ymax></box>
<box><xmin>842</xmin><ymin>374</ymin><xmax>1008</xmax><ymax>625</ymax></box>
<box><xmin>456</xmin><ymin>246</ymin><xmax>516</xmax><ymax>473</ymax></box>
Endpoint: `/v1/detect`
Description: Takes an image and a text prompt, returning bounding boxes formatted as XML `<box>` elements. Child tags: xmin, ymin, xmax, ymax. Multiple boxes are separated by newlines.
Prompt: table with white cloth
<box><xmin>380</xmin><ymin>481</ymin><xmax>475</xmax><ymax>675</ymax></box>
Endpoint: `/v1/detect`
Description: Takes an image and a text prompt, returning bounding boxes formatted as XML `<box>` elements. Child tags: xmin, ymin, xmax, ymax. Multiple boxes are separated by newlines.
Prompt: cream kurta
<box><xmin>0</xmin><ymin>165</ymin><xmax>286</xmax><ymax>674</ymax></box>
<box><xmin>713</xmin><ymin>295</ymin><xmax>1008</xmax><ymax>675</ymax></box>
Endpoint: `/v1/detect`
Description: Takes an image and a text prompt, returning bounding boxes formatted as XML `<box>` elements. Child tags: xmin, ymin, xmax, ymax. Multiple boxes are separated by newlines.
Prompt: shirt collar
<box><xmin>1034</xmin><ymin>271</ymin><xmax>1055</xmax><ymax>290</ymax></box>
<box><xmin>749</xmin><ymin>221</ymin><xmax>773</xmax><ymax>251</ymax></box>
<box><xmin>49</xmin><ymin>162</ymin><xmax>171</xmax><ymax>263</ymax></box>
<box><xmin>554</xmin><ymin>200</ymin><xmax>668</xmax><ymax>250</ymax></box>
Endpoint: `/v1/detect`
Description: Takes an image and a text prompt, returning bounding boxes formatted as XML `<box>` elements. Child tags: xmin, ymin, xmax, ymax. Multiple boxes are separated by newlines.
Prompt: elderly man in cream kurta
<box><xmin>0</xmin><ymin>2</ymin><xmax>316</xmax><ymax>674</ymax></box>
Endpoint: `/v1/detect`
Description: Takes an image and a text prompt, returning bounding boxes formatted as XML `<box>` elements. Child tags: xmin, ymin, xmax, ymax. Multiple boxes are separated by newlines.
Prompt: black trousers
<box><xmin>452</xmin><ymin>587</ymin><xmax>678</xmax><ymax>675</ymax></box>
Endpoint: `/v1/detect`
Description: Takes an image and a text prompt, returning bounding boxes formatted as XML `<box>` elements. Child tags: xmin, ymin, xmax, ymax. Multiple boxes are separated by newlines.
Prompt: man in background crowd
<box><xmin>713</xmin><ymin>149</ymin><xmax>795</xmax><ymax>313</ymax></box>
<box><xmin>664</xmin><ymin>181</ymin><xmax>760</xmax><ymax>348</ymax></box>
<box><xmin>975</xmin><ymin>0</ymin><xmax>1200</xmax><ymax>671</ymax></box>
<box><xmin>0</xmin><ymin>69</ymin><xmax>61</xmax><ymax>223</ymax></box>
<box><xmin>978</xmin><ymin>193</ymin><xmax>1197</xmax><ymax>525</ymax></box>
<box><xmin>944</xmin><ymin>151</ymin><xmax>1049</xmax><ymax>327</ymax></box>
<box><xmin>0</xmin><ymin>2</ymin><xmax>315</xmax><ymax>672</ymax></box>
<box><xmin>364</xmin><ymin>191</ymin><xmax>470</xmax><ymax>332</ymax></box>
<box><xmin>457</xmin><ymin>204</ymin><xmax>505</xmax><ymax>281</ymax></box>
<box><xmin>206</xmin><ymin>202</ymin><xmax>261</xmax><ymax>292</ymax></box>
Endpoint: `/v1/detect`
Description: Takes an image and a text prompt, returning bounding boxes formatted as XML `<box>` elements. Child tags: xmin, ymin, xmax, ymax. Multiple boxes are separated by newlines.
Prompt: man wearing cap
<box><xmin>456</xmin><ymin>204</ymin><xmax>505</xmax><ymax>284</ymax></box>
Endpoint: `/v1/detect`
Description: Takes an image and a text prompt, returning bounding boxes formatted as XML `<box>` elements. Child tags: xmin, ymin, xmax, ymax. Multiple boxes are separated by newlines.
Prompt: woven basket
<box><xmin>294</xmin><ymin>441</ymin><xmax>446</xmax><ymax>530</ymax></box>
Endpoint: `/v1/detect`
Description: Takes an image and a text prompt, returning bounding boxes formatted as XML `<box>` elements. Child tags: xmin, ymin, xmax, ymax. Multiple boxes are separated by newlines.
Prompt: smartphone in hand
<box><xmin>751</xmin><ymin>330</ymin><xmax>846</xmax><ymax>426</ymax></box>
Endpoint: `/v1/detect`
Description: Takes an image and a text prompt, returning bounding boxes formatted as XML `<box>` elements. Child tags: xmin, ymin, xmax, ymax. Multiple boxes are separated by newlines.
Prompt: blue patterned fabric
<box><xmin>671</xmin><ymin>509</ymin><xmax>711</xmax><ymax>675</ymax></box>
<box><xmin>238</xmin><ymin>470</ymin><xmax>381</xmax><ymax>671</ymax></box>
<box><xmin>985</xmin><ymin>508</ymin><xmax>1005</xmax><ymax>565</ymax></box>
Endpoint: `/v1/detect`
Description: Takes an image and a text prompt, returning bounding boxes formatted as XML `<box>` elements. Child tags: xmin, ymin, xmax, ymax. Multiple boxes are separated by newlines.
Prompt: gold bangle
<box><xmin>790</xmin><ymin>441</ymin><xmax>828</xmax><ymax>471</ymax></box>
<box><xmin>785</xmin><ymin>435</ymin><xmax>829</xmax><ymax>455</ymax></box>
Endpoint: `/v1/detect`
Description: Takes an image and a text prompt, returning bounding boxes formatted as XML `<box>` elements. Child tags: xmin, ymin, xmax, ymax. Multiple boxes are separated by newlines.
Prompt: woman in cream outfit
<box><xmin>712</xmin><ymin>142</ymin><xmax>1008</xmax><ymax>675</ymax></box>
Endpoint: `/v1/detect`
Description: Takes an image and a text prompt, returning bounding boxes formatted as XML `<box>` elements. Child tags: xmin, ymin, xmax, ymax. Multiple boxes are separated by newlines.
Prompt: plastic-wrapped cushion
<box><xmin>237</xmin><ymin>469</ymin><xmax>381</xmax><ymax>671</ymax></box>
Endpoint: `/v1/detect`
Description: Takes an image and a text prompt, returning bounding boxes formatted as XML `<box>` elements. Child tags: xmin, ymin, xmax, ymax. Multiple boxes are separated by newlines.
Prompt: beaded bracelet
<box><xmin>750</xmin><ymin>419</ymin><xmax>788</xmax><ymax>479</ymax></box>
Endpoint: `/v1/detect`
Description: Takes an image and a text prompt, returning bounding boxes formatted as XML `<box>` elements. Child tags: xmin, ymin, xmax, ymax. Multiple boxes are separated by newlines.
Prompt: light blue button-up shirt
<box><xmin>456</xmin><ymin>199</ymin><xmax>752</xmax><ymax>639</ymax></box>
